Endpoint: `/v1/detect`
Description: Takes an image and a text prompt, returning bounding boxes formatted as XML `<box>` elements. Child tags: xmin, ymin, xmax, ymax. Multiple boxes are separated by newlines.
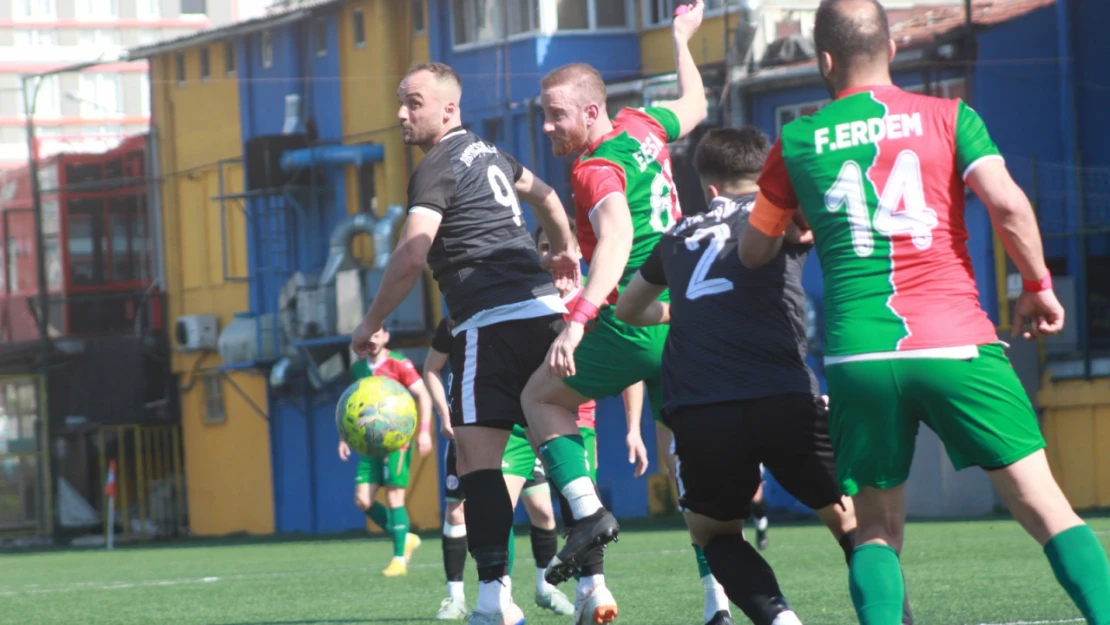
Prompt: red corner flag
<box><xmin>105</xmin><ymin>460</ymin><xmax>117</xmax><ymax>498</ymax></box>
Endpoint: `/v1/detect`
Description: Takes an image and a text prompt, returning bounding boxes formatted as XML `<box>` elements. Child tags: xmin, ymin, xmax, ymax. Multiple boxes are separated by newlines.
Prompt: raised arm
<box><xmin>658</xmin><ymin>0</ymin><xmax>708</xmax><ymax>139</ymax></box>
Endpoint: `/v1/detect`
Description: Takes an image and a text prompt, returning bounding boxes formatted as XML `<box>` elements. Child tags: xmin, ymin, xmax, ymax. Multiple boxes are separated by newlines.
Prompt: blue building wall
<box><xmin>236</xmin><ymin>9</ymin><xmax>367</xmax><ymax>534</ymax></box>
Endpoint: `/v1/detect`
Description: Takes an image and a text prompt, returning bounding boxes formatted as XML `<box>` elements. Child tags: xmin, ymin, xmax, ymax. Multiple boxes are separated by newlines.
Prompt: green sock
<box><xmin>508</xmin><ymin>525</ymin><xmax>516</xmax><ymax>576</ymax></box>
<box><xmin>693</xmin><ymin>544</ymin><xmax>712</xmax><ymax>579</ymax></box>
<box><xmin>849</xmin><ymin>544</ymin><xmax>905</xmax><ymax>625</ymax></box>
<box><xmin>540</xmin><ymin>435</ymin><xmax>591</xmax><ymax>490</ymax></box>
<box><xmin>366</xmin><ymin>502</ymin><xmax>389</xmax><ymax>531</ymax></box>
<box><xmin>1045</xmin><ymin>525</ymin><xmax>1110</xmax><ymax>624</ymax></box>
<box><xmin>389</xmin><ymin>506</ymin><xmax>409</xmax><ymax>559</ymax></box>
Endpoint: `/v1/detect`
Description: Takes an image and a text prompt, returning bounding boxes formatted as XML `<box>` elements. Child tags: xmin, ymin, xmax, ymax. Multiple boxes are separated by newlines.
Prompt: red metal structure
<box><xmin>0</xmin><ymin>134</ymin><xmax>161</xmax><ymax>342</ymax></box>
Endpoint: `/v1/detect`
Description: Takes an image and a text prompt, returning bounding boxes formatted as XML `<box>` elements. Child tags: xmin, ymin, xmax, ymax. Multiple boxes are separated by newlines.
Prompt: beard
<box><xmin>552</xmin><ymin>116</ymin><xmax>589</xmax><ymax>157</ymax></box>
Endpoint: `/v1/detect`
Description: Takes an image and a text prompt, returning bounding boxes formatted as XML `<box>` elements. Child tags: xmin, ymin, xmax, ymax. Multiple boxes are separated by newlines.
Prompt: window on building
<box><xmin>19</xmin><ymin>75</ymin><xmax>60</xmax><ymax>119</ymax></box>
<box><xmin>14</xmin><ymin>29</ymin><xmax>55</xmax><ymax>47</ymax></box>
<box><xmin>75</xmin><ymin>0</ymin><xmax>118</xmax><ymax>20</ymax></box>
<box><xmin>67</xmin><ymin>199</ymin><xmax>105</xmax><ymax>286</ymax></box>
<box><xmin>595</xmin><ymin>0</ymin><xmax>630</xmax><ymax>29</ymax></box>
<box><xmin>78</xmin><ymin>28</ymin><xmax>119</xmax><ymax>49</ymax></box>
<box><xmin>775</xmin><ymin>98</ymin><xmax>829</xmax><ymax>135</ymax></box>
<box><xmin>557</xmin><ymin>0</ymin><xmax>589</xmax><ymax>30</ymax></box>
<box><xmin>314</xmin><ymin>18</ymin><xmax>327</xmax><ymax>57</ymax></box>
<box><xmin>199</xmin><ymin>46</ymin><xmax>210</xmax><ymax>80</ymax></box>
<box><xmin>353</xmin><ymin>8</ymin><xmax>366</xmax><ymax>47</ymax></box>
<box><xmin>13</xmin><ymin>0</ymin><xmax>56</xmax><ymax>19</ymax></box>
<box><xmin>261</xmin><ymin>30</ymin><xmax>273</xmax><ymax>69</ymax></box>
<box><xmin>224</xmin><ymin>40</ymin><xmax>236</xmax><ymax>74</ymax></box>
<box><xmin>139</xmin><ymin>73</ymin><xmax>151</xmax><ymax>116</ymax></box>
<box><xmin>108</xmin><ymin>196</ymin><xmax>145</xmax><ymax>282</ymax></box>
<box><xmin>452</xmin><ymin>0</ymin><xmax>503</xmax><ymax>46</ymax></box>
<box><xmin>412</xmin><ymin>0</ymin><xmax>425</xmax><ymax>33</ymax></box>
<box><xmin>78</xmin><ymin>73</ymin><xmax>121</xmax><ymax>116</ymax></box>
<box><xmin>44</xmin><ymin>236</ymin><xmax>61</xmax><ymax>289</ymax></box>
<box><xmin>6</xmin><ymin>236</ymin><xmax>18</xmax><ymax>293</ymax></box>
<box><xmin>180</xmin><ymin>0</ymin><xmax>206</xmax><ymax>17</ymax></box>
<box><xmin>645</xmin><ymin>0</ymin><xmax>730</xmax><ymax>27</ymax></box>
<box><xmin>175</xmin><ymin>52</ymin><xmax>186</xmax><ymax>85</ymax></box>
<box><xmin>553</xmin><ymin>0</ymin><xmax>629</xmax><ymax>32</ymax></box>
<box><xmin>137</xmin><ymin>0</ymin><xmax>160</xmax><ymax>20</ymax></box>
<box><xmin>203</xmin><ymin>373</ymin><xmax>226</xmax><ymax>424</ymax></box>
<box><xmin>507</xmin><ymin>0</ymin><xmax>538</xmax><ymax>35</ymax></box>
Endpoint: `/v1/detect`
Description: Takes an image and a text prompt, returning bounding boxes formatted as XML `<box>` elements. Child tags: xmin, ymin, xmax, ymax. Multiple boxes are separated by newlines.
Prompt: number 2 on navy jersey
<box><xmin>685</xmin><ymin>223</ymin><xmax>733</xmax><ymax>300</ymax></box>
<box><xmin>488</xmin><ymin>165</ymin><xmax>524</xmax><ymax>227</ymax></box>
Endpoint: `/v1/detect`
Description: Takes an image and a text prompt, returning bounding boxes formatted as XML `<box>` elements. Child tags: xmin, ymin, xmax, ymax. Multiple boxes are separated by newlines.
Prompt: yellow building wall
<box><xmin>640</xmin><ymin>10</ymin><xmax>744</xmax><ymax>77</ymax></box>
<box><xmin>152</xmin><ymin>43</ymin><xmax>275</xmax><ymax>536</ymax></box>
<box><xmin>1039</xmin><ymin>376</ymin><xmax>1110</xmax><ymax>510</ymax></box>
<box><xmin>338</xmin><ymin>0</ymin><xmax>441</xmax><ymax>533</ymax></box>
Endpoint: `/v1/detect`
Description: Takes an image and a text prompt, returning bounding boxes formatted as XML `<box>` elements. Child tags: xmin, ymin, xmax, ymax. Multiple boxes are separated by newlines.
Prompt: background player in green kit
<box><xmin>338</xmin><ymin>327</ymin><xmax>433</xmax><ymax>577</ymax></box>
<box><xmin>741</xmin><ymin>1</ymin><xmax>1110</xmax><ymax>623</ymax></box>
<box><xmin>523</xmin><ymin>3</ymin><xmax>730</xmax><ymax>624</ymax></box>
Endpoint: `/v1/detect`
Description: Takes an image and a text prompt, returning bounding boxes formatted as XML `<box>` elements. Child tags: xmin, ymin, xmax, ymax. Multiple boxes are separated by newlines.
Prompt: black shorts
<box><xmin>449</xmin><ymin>314</ymin><xmax>564</xmax><ymax>430</ymax></box>
<box><xmin>668</xmin><ymin>393</ymin><xmax>841</xmax><ymax>522</ymax></box>
<box><xmin>444</xmin><ymin>441</ymin><xmax>463</xmax><ymax>501</ymax></box>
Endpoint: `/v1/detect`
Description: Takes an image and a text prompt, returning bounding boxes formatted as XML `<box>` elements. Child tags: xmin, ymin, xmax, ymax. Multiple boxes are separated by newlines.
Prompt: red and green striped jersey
<box><xmin>351</xmin><ymin>350</ymin><xmax>421</xmax><ymax>390</ymax></box>
<box><xmin>571</xmin><ymin>107</ymin><xmax>683</xmax><ymax>304</ymax></box>
<box><xmin>758</xmin><ymin>85</ymin><xmax>1002</xmax><ymax>357</ymax></box>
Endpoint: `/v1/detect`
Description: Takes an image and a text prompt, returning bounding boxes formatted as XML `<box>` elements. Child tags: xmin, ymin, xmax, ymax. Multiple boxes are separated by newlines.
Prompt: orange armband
<box><xmin>749</xmin><ymin>193</ymin><xmax>796</xmax><ymax>237</ymax></box>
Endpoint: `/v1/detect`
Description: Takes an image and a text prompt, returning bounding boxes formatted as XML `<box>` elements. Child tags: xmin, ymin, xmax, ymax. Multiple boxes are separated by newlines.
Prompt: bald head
<box><xmin>541</xmin><ymin>63</ymin><xmax>607</xmax><ymax>107</ymax></box>
<box><xmin>814</xmin><ymin>0</ymin><xmax>891</xmax><ymax>68</ymax></box>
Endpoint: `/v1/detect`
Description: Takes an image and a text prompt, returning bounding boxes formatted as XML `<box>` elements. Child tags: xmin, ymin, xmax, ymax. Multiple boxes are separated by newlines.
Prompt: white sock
<box><xmin>562</xmin><ymin>477</ymin><xmax>602</xmax><ymax>520</ymax></box>
<box><xmin>477</xmin><ymin>578</ymin><xmax>504</xmax><ymax>614</ymax></box>
<box><xmin>757</xmin><ymin>516</ymin><xmax>769</xmax><ymax>531</ymax></box>
<box><xmin>447</xmin><ymin>581</ymin><xmax>465</xmax><ymax>601</ymax></box>
<box><xmin>443</xmin><ymin>522</ymin><xmax>467</xmax><ymax>538</ymax></box>
<box><xmin>536</xmin><ymin>567</ymin><xmax>554</xmax><ymax>595</ymax></box>
<box><xmin>702</xmin><ymin>575</ymin><xmax>730</xmax><ymax>622</ymax></box>
<box><xmin>501</xmin><ymin>575</ymin><xmax>514</xmax><ymax>611</ymax></box>
<box><xmin>391</xmin><ymin>555</ymin><xmax>404</xmax><ymax>564</ymax></box>
<box><xmin>576</xmin><ymin>573</ymin><xmax>605</xmax><ymax>601</ymax></box>
<box><xmin>771</xmin><ymin>610</ymin><xmax>803</xmax><ymax>625</ymax></box>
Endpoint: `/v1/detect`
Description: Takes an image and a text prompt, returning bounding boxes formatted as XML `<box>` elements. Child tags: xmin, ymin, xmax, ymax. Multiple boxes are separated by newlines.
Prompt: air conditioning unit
<box><xmin>175</xmin><ymin>314</ymin><xmax>219</xmax><ymax>352</ymax></box>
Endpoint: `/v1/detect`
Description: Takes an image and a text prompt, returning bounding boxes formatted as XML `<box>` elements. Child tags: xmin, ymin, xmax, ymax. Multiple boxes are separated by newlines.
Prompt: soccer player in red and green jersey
<box><xmin>740</xmin><ymin>1</ymin><xmax>1110</xmax><ymax>623</ymax></box>
<box><xmin>524</xmin><ymin>3</ymin><xmax>734</xmax><ymax>625</ymax></box>
<box><xmin>338</xmin><ymin>327</ymin><xmax>433</xmax><ymax>578</ymax></box>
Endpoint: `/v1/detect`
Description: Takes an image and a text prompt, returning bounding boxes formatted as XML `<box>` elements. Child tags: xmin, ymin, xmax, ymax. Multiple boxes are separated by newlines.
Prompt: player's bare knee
<box><xmin>988</xmin><ymin>450</ymin><xmax>1083</xmax><ymax>544</ymax></box>
<box><xmin>384</xmin><ymin>486</ymin><xmax>406</xmax><ymax>508</ymax></box>
<box><xmin>354</xmin><ymin>493</ymin><xmax>372</xmax><ymax>511</ymax></box>
<box><xmin>446</xmin><ymin>501</ymin><xmax>466</xmax><ymax>525</ymax></box>
<box><xmin>524</xmin><ymin>495</ymin><xmax>556</xmax><ymax>529</ymax></box>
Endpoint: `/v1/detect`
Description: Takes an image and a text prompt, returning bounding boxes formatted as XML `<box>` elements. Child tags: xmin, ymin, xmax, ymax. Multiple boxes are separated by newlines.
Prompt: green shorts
<box><xmin>565</xmin><ymin>307</ymin><xmax>667</xmax><ymax>422</ymax></box>
<box><xmin>355</xmin><ymin>446</ymin><xmax>413</xmax><ymax>488</ymax></box>
<box><xmin>502</xmin><ymin>425</ymin><xmax>538</xmax><ymax>480</ymax></box>
<box><xmin>826</xmin><ymin>343</ymin><xmax>1046</xmax><ymax>496</ymax></box>
<box><xmin>581</xmin><ymin>426</ymin><xmax>597</xmax><ymax>481</ymax></box>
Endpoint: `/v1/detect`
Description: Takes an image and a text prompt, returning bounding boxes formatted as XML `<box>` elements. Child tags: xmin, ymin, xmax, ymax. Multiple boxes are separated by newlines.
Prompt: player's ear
<box><xmin>708</xmin><ymin>184</ymin><xmax>721</xmax><ymax>199</ymax></box>
<box><xmin>584</xmin><ymin>101</ymin><xmax>601</xmax><ymax>127</ymax></box>
<box><xmin>443</xmin><ymin>100</ymin><xmax>456</xmax><ymax>124</ymax></box>
<box><xmin>888</xmin><ymin>38</ymin><xmax>897</xmax><ymax>62</ymax></box>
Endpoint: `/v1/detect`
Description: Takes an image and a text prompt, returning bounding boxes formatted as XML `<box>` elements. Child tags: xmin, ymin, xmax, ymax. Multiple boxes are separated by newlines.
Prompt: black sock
<box><xmin>459</xmin><ymin>469</ymin><xmax>513</xmax><ymax>582</ymax></box>
<box><xmin>580</xmin><ymin>543</ymin><xmax>605</xmax><ymax>577</ymax></box>
<box><xmin>531</xmin><ymin>525</ymin><xmax>558</xmax><ymax>569</ymax></box>
<box><xmin>703</xmin><ymin>533</ymin><xmax>791</xmax><ymax>625</ymax></box>
<box><xmin>556</xmin><ymin>488</ymin><xmax>575</xmax><ymax>530</ymax></box>
<box><xmin>751</xmin><ymin>498</ymin><xmax>769</xmax><ymax>520</ymax></box>
<box><xmin>443</xmin><ymin>535</ymin><xmax>468</xmax><ymax>582</ymax></box>
<box><xmin>839</xmin><ymin>529</ymin><xmax>857</xmax><ymax>564</ymax></box>
<box><xmin>838</xmin><ymin>530</ymin><xmax>914</xmax><ymax>625</ymax></box>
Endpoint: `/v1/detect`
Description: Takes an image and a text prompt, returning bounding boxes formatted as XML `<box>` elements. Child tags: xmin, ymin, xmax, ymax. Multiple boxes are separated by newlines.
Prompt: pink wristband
<box><xmin>570</xmin><ymin>299</ymin><xmax>600</xmax><ymax>325</ymax></box>
<box><xmin>1023</xmin><ymin>272</ymin><xmax>1052</xmax><ymax>293</ymax></box>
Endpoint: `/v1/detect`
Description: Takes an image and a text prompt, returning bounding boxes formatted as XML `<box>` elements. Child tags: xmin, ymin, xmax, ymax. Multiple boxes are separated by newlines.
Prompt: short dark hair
<box><xmin>534</xmin><ymin>219</ymin><xmax>577</xmax><ymax>245</ymax></box>
<box><xmin>694</xmin><ymin>126</ymin><xmax>771</xmax><ymax>182</ymax></box>
<box><xmin>406</xmin><ymin>61</ymin><xmax>462</xmax><ymax>92</ymax></box>
<box><xmin>813</xmin><ymin>0</ymin><xmax>891</xmax><ymax>68</ymax></box>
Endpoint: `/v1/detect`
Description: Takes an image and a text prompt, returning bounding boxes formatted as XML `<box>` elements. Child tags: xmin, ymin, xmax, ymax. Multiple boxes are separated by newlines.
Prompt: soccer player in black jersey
<box><xmin>351</xmin><ymin>62</ymin><xmax>603</xmax><ymax>625</ymax></box>
<box><xmin>615</xmin><ymin>126</ymin><xmax>915</xmax><ymax>625</ymax></box>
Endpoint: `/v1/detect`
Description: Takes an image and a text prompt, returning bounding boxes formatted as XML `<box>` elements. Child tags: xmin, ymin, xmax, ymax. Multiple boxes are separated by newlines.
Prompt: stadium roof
<box><xmin>127</xmin><ymin>0</ymin><xmax>346</xmax><ymax>60</ymax></box>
